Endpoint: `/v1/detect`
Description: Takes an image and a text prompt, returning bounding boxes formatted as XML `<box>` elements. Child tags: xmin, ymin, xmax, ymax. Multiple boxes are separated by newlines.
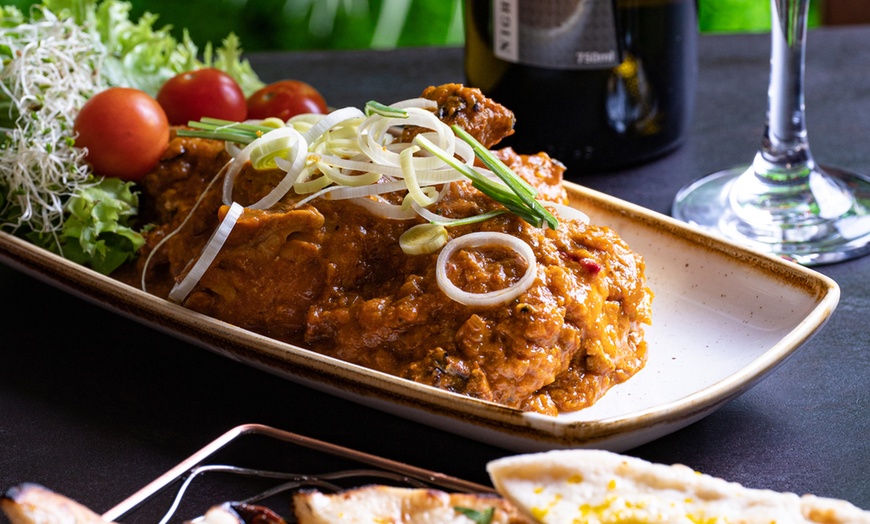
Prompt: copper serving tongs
<box><xmin>101</xmin><ymin>423</ymin><xmax>493</xmax><ymax>523</ymax></box>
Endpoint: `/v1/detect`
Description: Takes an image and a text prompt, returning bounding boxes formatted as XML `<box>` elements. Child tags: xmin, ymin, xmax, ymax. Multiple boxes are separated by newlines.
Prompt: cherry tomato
<box><xmin>246</xmin><ymin>80</ymin><xmax>328</xmax><ymax>121</ymax></box>
<box><xmin>156</xmin><ymin>68</ymin><xmax>247</xmax><ymax>125</ymax></box>
<box><xmin>74</xmin><ymin>87</ymin><xmax>169</xmax><ymax>182</ymax></box>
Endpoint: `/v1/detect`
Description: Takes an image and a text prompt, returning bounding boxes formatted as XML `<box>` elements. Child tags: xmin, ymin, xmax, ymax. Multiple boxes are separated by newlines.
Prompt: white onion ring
<box><xmin>303</xmin><ymin>106</ymin><xmax>366</xmax><ymax>144</ymax></box>
<box><xmin>324</xmin><ymin>179</ymin><xmax>409</xmax><ymax>200</ymax></box>
<box><xmin>224</xmin><ymin>141</ymin><xmax>243</xmax><ymax>158</ymax></box>
<box><xmin>543</xmin><ymin>202</ymin><xmax>590</xmax><ymax>224</ymax></box>
<box><xmin>221</xmin><ymin>156</ymin><xmax>245</xmax><ymax>205</ymax></box>
<box><xmin>436</xmin><ymin>232</ymin><xmax>538</xmax><ymax>307</ymax></box>
<box><xmin>358</xmin><ymin>108</ymin><xmax>455</xmax><ymax>169</ymax></box>
<box><xmin>222</xmin><ymin>127</ymin><xmax>306</xmax><ymax>206</ymax></box>
<box><xmin>249</xmin><ymin>127</ymin><xmax>307</xmax><ymax>210</ymax></box>
<box><xmin>388</xmin><ymin>98</ymin><xmax>438</xmax><ymax>110</ymax></box>
<box><xmin>168</xmin><ymin>202</ymin><xmax>245</xmax><ymax>304</ymax></box>
<box><xmin>314</xmin><ymin>152</ymin><xmax>465</xmax><ymax>184</ymax></box>
<box><xmin>349</xmin><ymin>195</ymin><xmax>418</xmax><ymax>220</ymax></box>
<box><xmin>287</xmin><ymin>113</ymin><xmax>322</xmax><ymax>134</ymax></box>
<box><xmin>140</xmin><ymin>162</ymin><xmax>228</xmax><ymax>294</ymax></box>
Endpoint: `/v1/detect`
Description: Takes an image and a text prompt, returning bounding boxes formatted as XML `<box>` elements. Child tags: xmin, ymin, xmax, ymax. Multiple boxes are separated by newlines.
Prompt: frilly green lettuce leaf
<box><xmin>204</xmin><ymin>32</ymin><xmax>265</xmax><ymax>98</ymax></box>
<box><xmin>59</xmin><ymin>177</ymin><xmax>145</xmax><ymax>275</ymax></box>
<box><xmin>43</xmin><ymin>0</ymin><xmax>264</xmax><ymax>97</ymax></box>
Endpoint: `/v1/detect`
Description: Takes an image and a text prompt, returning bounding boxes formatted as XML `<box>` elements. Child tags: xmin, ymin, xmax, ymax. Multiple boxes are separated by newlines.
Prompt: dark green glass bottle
<box><xmin>464</xmin><ymin>0</ymin><xmax>697</xmax><ymax>174</ymax></box>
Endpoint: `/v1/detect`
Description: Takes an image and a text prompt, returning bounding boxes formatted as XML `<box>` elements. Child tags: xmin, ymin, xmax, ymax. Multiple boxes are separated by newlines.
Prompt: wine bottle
<box><xmin>464</xmin><ymin>0</ymin><xmax>697</xmax><ymax>174</ymax></box>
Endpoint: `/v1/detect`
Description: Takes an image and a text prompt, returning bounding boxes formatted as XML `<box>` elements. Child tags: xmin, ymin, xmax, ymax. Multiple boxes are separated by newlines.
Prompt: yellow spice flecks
<box><xmin>567</xmin><ymin>474</ymin><xmax>584</xmax><ymax>484</ymax></box>
<box><xmin>531</xmin><ymin>506</ymin><xmax>549</xmax><ymax>520</ymax></box>
<box><xmin>532</xmin><ymin>493</ymin><xmax>564</xmax><ymax>521</ymax></box>
<box><xmin>687</xmin><ymin>513</ymin><xmax>724</xmax><ymax>524</ymax></box>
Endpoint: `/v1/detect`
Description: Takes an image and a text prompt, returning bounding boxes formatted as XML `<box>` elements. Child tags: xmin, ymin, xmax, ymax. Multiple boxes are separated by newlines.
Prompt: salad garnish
<box><xmin>179</xmin><ymin>101</ymin><xmax>559</xmax><ymax>233</ymax></box>
<box><xmin>0</xmin><ymin>0</ymin><xmax>263</xmax><ymax>273</ymax></box>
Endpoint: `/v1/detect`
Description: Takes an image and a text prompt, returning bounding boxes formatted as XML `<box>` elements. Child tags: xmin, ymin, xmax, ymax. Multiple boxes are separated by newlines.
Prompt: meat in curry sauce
<box><xmin>115</xmin><ymin>84</ymin><xmax>653</xmax><ymax>415</ymax></box>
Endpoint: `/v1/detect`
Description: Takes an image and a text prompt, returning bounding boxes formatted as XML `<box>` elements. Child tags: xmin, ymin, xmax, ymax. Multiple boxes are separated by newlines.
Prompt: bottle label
<box><xmin>492</xmin><ymin>0</ymin><xmax>620</xmax><ymax>70</ymax></box>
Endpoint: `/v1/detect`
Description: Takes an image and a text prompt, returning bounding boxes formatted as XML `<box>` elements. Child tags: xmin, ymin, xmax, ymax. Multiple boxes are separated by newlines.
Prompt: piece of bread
<box><xmin>487</xmin><ymin>449</ymin><xmax>870</xmax><ymax>524</ymax></box>
<box><xmin>1</xmin><ymin>483</ymin><xmax>112</xmax><ymax>524</ymax></box>
<box><xmin>292</xmin><ymin>484</ymin><xmax>534</xmax><ymax>523</ymax></box>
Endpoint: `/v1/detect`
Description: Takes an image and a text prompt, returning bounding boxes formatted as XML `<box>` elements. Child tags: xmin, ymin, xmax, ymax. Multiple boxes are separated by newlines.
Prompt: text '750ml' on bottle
<box><xmin>464</xmin><ymin>0</ymin><xmax>697</xmax><ymax>175</ymax></box>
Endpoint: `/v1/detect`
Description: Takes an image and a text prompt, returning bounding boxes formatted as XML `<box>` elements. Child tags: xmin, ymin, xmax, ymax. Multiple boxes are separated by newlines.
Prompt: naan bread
<box><xmin>1</xmin><ymin>483</ymin><xmax>112</xmax><ymax>524</ymax></box>
<box><xmin>487</xmin><ymin>449</ymin><xmax>870</xmax><ymax>524</ymax></box>
<box><xmin>292</xmin><ymin>484</ymin><xmax>533</xmax><ymax>524</ymax></box>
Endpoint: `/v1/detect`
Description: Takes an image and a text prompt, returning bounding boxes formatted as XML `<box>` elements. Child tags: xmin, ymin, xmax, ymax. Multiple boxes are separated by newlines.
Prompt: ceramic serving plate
<box><xmin>0</xmin><ymin>181</ymin><xmax>839</xmax><ymax>452</ymax></box>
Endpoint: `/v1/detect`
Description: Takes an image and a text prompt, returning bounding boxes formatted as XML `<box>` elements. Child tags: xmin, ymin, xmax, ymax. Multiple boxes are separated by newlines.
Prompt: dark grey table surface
<box><xmin>2</xmin><ymin>27</ymin><xmax>869</xmax><ymax>521</ymax></box>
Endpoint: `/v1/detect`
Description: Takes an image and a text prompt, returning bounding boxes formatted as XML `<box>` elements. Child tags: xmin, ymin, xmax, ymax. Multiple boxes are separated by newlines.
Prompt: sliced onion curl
<box><xmin>250</xmin><ymin>128</ymin><xmax>298</xmax><ymax>171</ymax></box>
<box><xmin>313</xmin><ymin>152</ymin><xmax>466</xmax><ymax>185</ymax></box>
<box><xmin>302</xmin><ymin>106</ymin><xmax>366</xmax><ymax>144</ymax></box>
<box><xmin>168</xmin><ymin>202</ymin><xmax>245</xmax><ymax>304</ymax></box>
<box><xmin>250</xmin><ymin>127</ymin><xmax>308</xmax><ymax>210</ymax></box>
<box><xmin>399</xmin><ymin>223</ymin><xmax>449</xmax><ymax>255</ymax></box>
<box><xmin>286</xmin><ymin>113</ymin><xmax>323</xmax><ymax>134</ymax></box>
<box><xmin>387</xmin><ymin>97</ymin><xmax>439</xmax><ymax>111</ymax></box>
<box><xmin>258</xmin><ymin>117</ymin><xmax>286</xmax><ymax>129</ymax></box>
<box><xmin>287</xmin><ymin>161</ymin><xmax>333</xmax><ymax>195</ymax></box>
<box><xmin>222</xmin><ymin>126</ymin><xmax>307</xmax><ymax>207</ymax></box>
<box><xmin>436</xmin><ymin>232</ymin><xmax>538</xmax><ymax>307</ymax></box>
<box><xmin>543</xmin><ymin>202</ymin><xmax>590</xmax><ymax>224</ymax></box>
<box><xmin>317</xmin><ymin>159</ymin><xmax>382</xmax><ymax>187</ymax></box>
<box><xmin>348</xmin><ymin>195</ymin><xmax>418</xmax><ymax>220</ymax></box>
<box><xmin>358</xmin><ymin>107</ymin><xmax>455</xmax><ymax>169</ymax></box>
<box><xmin>400</xmin><ymin>145</ymin><xmax>439</xmax><ymax>207</ymax></box>
<box><xmin>309</xmin><ymin>115</ymin><xmax>365</xmax><ymax>158</ymax></box>
<box><xmin>322</xmin><ymin>178</ymin><xmax>410</xmax><ymax>200</ymax></box>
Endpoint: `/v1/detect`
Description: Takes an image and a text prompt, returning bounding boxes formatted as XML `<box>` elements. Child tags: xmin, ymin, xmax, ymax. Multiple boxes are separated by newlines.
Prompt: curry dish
<box><xmin>115</xmin><ymin>84</ymin><xmax>652</xmax><ymax>415</ymax></box>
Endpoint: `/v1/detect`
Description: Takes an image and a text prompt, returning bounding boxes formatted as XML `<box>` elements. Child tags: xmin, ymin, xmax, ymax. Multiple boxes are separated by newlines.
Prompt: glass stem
<box><xmin>756</xmin><ymin>0</ymin><xmax>813</xmax><ymax>182</ymax></box>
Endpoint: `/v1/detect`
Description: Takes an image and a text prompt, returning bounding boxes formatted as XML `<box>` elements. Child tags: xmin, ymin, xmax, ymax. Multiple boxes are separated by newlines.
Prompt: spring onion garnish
<box><xmin>250</xmin><ymin>128</ymin><xmax>298</xmax><ymax>171</ymax></box>
<box><xmin>168</xmin><ymin>201</ymin><xmax>244</xmax><ymax>304</ymax></box>
<box><xmin>412</xmin><ymin>134</ymin><xmax>557</xmax><ymax>230</ymax></box>
<box><xmin>249</xmin><ymin>128</ymin><xmax>307</xmax><ymax>209</ymax></box>
<box><xmin>400</xmin><ymin>145</ymin><xmax>439</xmax><ymax>207</ymax></box>
<box><xmin>399</xmin><ymin>223</ymin><xmax>449</xmax><ymax>255</ymax></box>
<box><xmin>177</xmin><ymin>117</ymin><xmax>276</xmax><ymax>144</ymax></box>
<box><xmin>179</xmin><ymin>102</ymin><xmax>560</xmax><ymax>232</ymax></box>
<box><xmin>158</xmin><ymin>97</ymin><xmax>587</xmax><ymax>306</ymax></box>
<box><xmin>181</xmin><ymin>98</ymin><xmax>562</xmax><ymax>241</ymax></box>
<box><xmin>451</xmin><ymin>125</ymin><xmax>558</xmax><ymax>230</ymax></box>
<box><xmin>412</xmin><ymin>204</ymin><xmax>506</xmax><ymax>227</ymax></box>
<box><xmin>364</xmin><ymin>100</ymin><xmax>408</xmax><ymax>118</ymax></box>
<box><xmin>140</xmin><ymin>163</ymin><xmax>229</xmax><ymax>293</ymax></box>
<box><xmin>436</xmin><ymin>232</ymin><xmax>538</xmax><ymax>306</ymax></box>
<box><xmin>302</xmin><ymin>106</ymin><xmax>366</xmax><ymax>144</ymax></box>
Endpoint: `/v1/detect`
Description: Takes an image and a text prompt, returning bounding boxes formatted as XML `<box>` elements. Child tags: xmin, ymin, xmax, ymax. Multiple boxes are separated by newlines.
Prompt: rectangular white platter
<box><xmin>0</xmin><ymin>181</ymin><xmax>839</xmax><ymax>452</ymax></box>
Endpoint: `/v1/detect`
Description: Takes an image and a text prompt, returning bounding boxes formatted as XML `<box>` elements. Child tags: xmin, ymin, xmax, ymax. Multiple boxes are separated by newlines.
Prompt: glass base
<box><xmin>672</xmin><ymin>164</ymin><xmax>870</xmax><ymax>265</ymax></box>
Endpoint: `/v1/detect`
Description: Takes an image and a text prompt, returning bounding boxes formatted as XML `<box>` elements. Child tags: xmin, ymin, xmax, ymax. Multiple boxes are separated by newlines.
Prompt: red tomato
<box><xmin>157</xmin><ymin>68</ymin><xmax>247</xmax><ymax>125</ymax></box>
<box><xmin>247</xmin><ymin>80</ymin><xmax>328</xmax><ymax>121</ymax></box>
<box><xmin>74</xmin><ymin>87</ymin><xmax>169</xmax><ymax>182</ymax></box>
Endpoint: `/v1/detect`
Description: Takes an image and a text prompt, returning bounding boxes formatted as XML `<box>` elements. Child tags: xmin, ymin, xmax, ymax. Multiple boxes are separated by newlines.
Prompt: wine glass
<box><xmin>672</xmin><ymin>0</ymin><xmax>870</xmax><ymax>266</ymax></box>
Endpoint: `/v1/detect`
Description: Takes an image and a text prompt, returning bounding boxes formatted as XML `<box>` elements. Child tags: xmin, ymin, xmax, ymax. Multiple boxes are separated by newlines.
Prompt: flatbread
<box><xmin>487</xmin><ymin>449</ymin><xmax>870</xmax><ymax>524</ymax></box>
<box><xmin>1</xmin><ymin>483</ymin><xmax>112</xmax><ymax>524</ymax></box>
<box><xmin>292</xmin><ymin>484</ymin><xmax>533</xmax><ymax>523</ymax></box>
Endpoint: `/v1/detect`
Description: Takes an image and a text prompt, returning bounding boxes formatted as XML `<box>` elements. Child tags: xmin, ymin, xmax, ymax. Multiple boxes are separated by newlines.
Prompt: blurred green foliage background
<box><xmin>3</xmin><ymin>0</ymin><xmax>465</xmax><ymax>50</ymax></box>
<box><xmin>698</xmin><ymin>0</ymin><xmax>821</xmax><ymax>32</ymax></box>
<box><xmin>1</xmin><ymin>0</ymin><xmax>826</xmax><ymax>51</ymax></box>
